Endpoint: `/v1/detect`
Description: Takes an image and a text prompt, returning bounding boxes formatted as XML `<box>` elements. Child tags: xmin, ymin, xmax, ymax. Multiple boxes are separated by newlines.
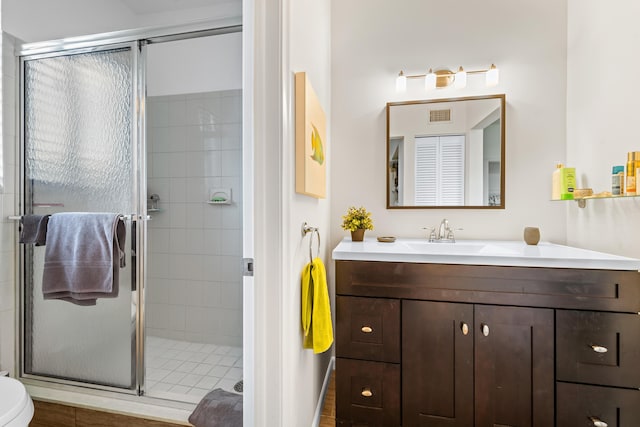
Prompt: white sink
<box><xmin>332</xmin><ymin>237</ymin><xmax>640</xmax><ymax>270</ymax></box>
<box><xmin>404</xmin><ymin>241</ymin><xmax>486</xmax><ymax>255</ymax></box>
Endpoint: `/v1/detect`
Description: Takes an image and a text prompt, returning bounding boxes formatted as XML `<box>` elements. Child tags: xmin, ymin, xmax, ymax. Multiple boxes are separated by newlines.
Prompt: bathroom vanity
<box><xmin>332</xmin><ymin>238</ymin><xmax>640</xmax><ymax>427</ymax></box>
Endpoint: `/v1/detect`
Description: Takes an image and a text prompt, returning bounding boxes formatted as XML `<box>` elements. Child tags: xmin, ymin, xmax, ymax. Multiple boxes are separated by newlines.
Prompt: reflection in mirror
<box><xmin>387</xmin><ymin>94</ymin><xmax>505</xmax><ymax>209</ymax></box>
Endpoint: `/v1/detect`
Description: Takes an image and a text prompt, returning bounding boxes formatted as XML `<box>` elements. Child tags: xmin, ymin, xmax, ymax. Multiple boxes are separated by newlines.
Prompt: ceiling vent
<box><xmin>429</xmin><ymin>109</ymin><xmax>451</xmax><ymax>123</ymax></box>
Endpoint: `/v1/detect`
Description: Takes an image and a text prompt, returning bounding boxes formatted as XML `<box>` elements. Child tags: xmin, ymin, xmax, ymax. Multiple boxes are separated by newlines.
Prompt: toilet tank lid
<box><xmin>0</xmin><ymin>377</ymin><xmax>30</xmax><ymax>424</ymax></box>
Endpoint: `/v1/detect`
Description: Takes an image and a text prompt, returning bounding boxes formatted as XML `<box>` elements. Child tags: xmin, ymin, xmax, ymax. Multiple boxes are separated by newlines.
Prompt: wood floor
<box><xmin>30</xmin><ymin>400</ymin><xmax>190</xmax><ymax>427</ymax></box>
<box><xmin>319</xmin><ymin>370</ymin><xmax>336</xmax><ymax>427</ymax></box>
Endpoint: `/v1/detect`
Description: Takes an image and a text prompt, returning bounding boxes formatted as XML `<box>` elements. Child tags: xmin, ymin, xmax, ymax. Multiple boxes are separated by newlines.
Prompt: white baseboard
<box><xmin>311</xmin><ymin>356</ymin><xmax>335</xmax><ymax>427</ymax></box>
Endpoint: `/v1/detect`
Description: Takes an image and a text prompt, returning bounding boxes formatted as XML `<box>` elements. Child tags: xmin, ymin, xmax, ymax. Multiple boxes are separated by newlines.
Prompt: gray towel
<box><xmin>189</xmin><ymin>389</ymin><xmax>243</xmax><ymax>427</ymax></box>
<box><xmin>42</xmin><ymin>213</ymin><xmax>126</xmax><ymax>305</ymax></box>
<box><xmin>19</xmin><ymin>214</ymin><xmax>51</xmax><ymax>246</ymax></box>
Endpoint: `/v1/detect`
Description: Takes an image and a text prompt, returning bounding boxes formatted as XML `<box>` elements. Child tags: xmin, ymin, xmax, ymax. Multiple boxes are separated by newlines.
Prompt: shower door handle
<box><xmin>131</xmin><ymin>218</ymin><xmax>137</xmax><ymax>291</ymax></box>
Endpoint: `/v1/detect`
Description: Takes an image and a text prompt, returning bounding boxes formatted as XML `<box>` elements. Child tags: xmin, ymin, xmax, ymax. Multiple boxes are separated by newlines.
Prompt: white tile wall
<box><xmin>146</xmin><ymin>90</ymin><xmax>243</xmax><ymax>347</ymax></box>
<box><xmin>0</xmin><ymin>33</ymin><xmax>17</xmax><ymax>374</ymax></box>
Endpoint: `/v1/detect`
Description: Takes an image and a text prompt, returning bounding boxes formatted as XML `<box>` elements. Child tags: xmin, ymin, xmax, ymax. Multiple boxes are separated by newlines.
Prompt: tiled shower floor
<box><xmin>145</xmin><ymin>336</ymin><xmax>243</xmax><ymax>403</ymax></box>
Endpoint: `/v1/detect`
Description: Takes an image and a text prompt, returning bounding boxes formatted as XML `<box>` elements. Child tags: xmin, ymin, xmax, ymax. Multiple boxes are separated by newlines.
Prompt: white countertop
<box><xmin>332</xmin><ymin>237</ymin><xmax>640</xmax><ymax>270</ymax></box>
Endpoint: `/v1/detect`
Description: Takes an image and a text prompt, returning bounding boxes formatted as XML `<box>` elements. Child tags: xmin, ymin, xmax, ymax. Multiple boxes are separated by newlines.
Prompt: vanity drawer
<box><xmin>557</xmin><ymin>382</ymin><xmax>640</xmax><ymax>427</ymax></box>
<box><xmin>556</xmin><ymin>310</ymin><xmax>640</xmax><ymax>388</ymax></box>
<box><xmin>336</xmin><ymin>358</ymin><xmax>400</xmax><ymax>427</ymax></box>
<box><xmin>336</xmin><ymin>296</ymin><xmax>400</xmax><ymax>363</ymax></box>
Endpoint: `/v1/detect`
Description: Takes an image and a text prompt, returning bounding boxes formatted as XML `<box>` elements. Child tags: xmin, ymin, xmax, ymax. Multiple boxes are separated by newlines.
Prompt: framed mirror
<box><xmin>387</xmin><ymin>94</ymin><xmax>505</xmax><ymax>209</ymax></box>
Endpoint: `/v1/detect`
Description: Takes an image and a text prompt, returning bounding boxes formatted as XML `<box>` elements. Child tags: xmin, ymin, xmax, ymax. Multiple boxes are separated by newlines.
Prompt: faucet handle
<box><xmin>447</xmin><ymin>227</ymin><xmax>463</xmax><ymax>241</ymax></box>
<box><xmin>422</xmin><ymin>227</ymin><xmax>437</xmax><ymax>242</ymax></box>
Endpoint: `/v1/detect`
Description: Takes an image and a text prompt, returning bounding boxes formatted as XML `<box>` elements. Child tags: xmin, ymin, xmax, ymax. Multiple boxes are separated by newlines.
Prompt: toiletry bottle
<box><xmin>626</xmin><ymin>152</ymin><xmax>636</xmax><ymax>195</ymax></box>
<box><xmin>552</xmin><ymin>163</ymin><xmax>576</xmax><ymax>200</ymax></box>
<box><xmin>612</xmin><ymin>166</ymin><xmax>624</xmax><ymax>195</ymax></box>
<box><xmin>552</xmin><ymin>163</ymin><xmax>562</xmax><ymax>200</ymax></box>
<box><xmin>633</xmin><ymin>151</ymin><xmax>640</xmax><ymax>194</ymax></box>
<box><xmin>560</xmin><ymin>166</ymin><xmax>576</xmax><ymax>200</ymax></box>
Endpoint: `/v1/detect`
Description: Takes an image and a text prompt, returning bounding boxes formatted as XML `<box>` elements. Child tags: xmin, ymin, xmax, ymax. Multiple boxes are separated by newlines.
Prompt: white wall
<box><xmin>147</xmin><ymin>33</ymin><xmax>242</xmax><ymax>96</ymax></box>
<box><xmin>135</xmin><ymin>2</ymin><xmax>241</xmax><ymax>28</ymax></box>
<box><xmin>2</xmin><ymin>0</ymin><xmax>138</xmax><ymax>42</ymax></box>
<box><xmin>283</xmin><ymin>0</ymin><xmax>332</xmax><ymax>425</ymax></box>
<box><xmin>331</xmin><ymin>0</ymin><xmax>568</xmax><ymax>249</ymax></box>
<box><xmin>566</xmin><ymin>0</ymin><xmax>640</xmax><ymax>257</ymax></box>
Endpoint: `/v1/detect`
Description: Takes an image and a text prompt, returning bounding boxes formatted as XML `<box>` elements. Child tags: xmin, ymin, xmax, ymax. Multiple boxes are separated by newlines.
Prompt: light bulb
<box><xmin>454</xmin><ymin>66</ymin><xmax>467</xmax><ymax>89</ymax></box>
<box><xmin>486</xmin><ymin>64</ymin><xmax>499</xmax><ymax>87</ymax></box>
<box><xmin>425</xmin><ymin>69</ymin><xmax>436</xmax><ymax>91</ymax></box>
<box><xmin>396</xmin><ymin>71</ymin><xmax>407</xmax><ymax>92</ymax></box>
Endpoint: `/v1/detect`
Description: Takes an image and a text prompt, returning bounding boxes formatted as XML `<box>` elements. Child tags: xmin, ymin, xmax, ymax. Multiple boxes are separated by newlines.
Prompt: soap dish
<box><xmin>377</xmin><ymin>236</ymin><xmax>396</xmax><ymax>243</ymax></box>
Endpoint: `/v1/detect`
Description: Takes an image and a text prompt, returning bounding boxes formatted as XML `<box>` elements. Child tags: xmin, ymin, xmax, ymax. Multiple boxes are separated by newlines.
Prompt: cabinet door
<box><xmin>402</xmin><ymin>300</ymin><xmax>474</xmax><ymax>427</ymax></box>
<box><xmin>475</xmin><ymin>305</ymin><xmax>554</xmax><ymax>427</ymax></box>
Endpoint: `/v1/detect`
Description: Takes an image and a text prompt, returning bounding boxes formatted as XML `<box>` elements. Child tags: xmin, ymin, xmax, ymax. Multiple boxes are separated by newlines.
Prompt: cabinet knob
<box><xmin>461</xmin><ymin>322</ymin><xmax>469</xmax><ymax>335</ymax></box>
<box><xmin>481</xmin><ymin>323</ymin><xmax>490</xmax><ymax>337</ymax></box>
<box><xmin>361</xmin><ymin>387</ymin><xmax>373</xmax><ymax>397</ymax></box>
<box><xmin>361</xmin><ymin>326</ymin><xmax>373</xmax><ymax>333</ymax></box>
<box><xmin>590</xmin><ymin>345</ymin><xmax>608</xmax><ymax>354</ymax></box>
<box><xmin>589</xmin><ymin>416</ymin><xmax>608</xmax><ymax>427</ymax></box>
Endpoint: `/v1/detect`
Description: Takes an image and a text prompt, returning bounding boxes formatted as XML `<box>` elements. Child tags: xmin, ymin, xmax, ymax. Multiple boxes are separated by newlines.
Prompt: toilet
<box><xmin>0</xmin><ymin>377</ymin><xmax>34</xmax><ymax>427</ymax></box>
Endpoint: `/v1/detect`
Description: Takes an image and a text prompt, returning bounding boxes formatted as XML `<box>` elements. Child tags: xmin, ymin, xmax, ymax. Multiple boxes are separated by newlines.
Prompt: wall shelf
<box><xmin>554</xmin><ymin>194</ymin><xmax>640</xmax><ymax>208</ymax></box>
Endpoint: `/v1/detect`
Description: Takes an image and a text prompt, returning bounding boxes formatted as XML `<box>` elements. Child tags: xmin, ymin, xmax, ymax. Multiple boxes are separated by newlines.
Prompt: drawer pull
<box><xmin>361</xmin><ymin>326</ymin><xmax>373</xmax><ymax>334</ymax></box>
<box><xmin>590</xmin><ymin>345</ymin><xmax>608</xmax><ymax>354</ymax></box>
<box><xmin>589</xmin><ymin>416</ymin><xmax>608</xmax><ymax>427</ymax></box>
<box><xmin>461</xmin><ymin>322</ymin><xmax>469</xmax><ymax>335</ymax></box>
<box><xmin>361</xmin><ymin>387</ymin><xmax>373</xmax><ymax>397</ymax></box>
<box><xmin>481</xmin><ymin>323</ymin><xmax>490</xmax><ymax>337</ymax></box>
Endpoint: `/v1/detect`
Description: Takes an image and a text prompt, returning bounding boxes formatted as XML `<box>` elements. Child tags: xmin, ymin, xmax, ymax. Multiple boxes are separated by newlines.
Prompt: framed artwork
<box><xmin>295</xmin><ymin>72</ymin><xmax>326</xmax><ymax>198</ymax></box>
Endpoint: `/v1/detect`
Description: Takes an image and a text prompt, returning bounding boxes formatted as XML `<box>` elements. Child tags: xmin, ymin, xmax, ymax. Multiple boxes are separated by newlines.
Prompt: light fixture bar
<box><xmin>395</xmin><ymin>64</ymin><xmax>499</xmax><ymax>91</ymax></box>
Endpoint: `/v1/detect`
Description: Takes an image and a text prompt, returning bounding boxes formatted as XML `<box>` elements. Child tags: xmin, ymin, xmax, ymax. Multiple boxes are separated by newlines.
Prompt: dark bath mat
<box><xmin>189</xmin><ymin>388</ymin><xmax>242</xmax><ymax>427</ymax></box>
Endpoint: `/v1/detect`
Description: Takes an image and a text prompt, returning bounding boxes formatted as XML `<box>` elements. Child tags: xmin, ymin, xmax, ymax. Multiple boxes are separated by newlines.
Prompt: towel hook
<box><xmin>302</xmin><ymin>222</ymin><xmax>321</xmax><ymax>263</ymax></box>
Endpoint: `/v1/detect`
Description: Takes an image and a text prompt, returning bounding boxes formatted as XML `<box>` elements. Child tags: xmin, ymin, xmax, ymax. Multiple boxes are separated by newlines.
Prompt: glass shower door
<box><xmin>21</xmin><ymin>45</ymin><xmax>141</xmax><ymax>390</ymax></box>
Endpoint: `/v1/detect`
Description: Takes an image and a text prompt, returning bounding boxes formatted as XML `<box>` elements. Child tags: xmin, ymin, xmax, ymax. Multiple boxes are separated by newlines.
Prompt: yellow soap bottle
<box><xmin>626</xmin><ymin>152</ymin><xmax>636</xmax><ymax>195</ymax></box>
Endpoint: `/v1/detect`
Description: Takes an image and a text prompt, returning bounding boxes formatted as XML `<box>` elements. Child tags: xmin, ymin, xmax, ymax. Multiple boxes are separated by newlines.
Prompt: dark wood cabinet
<box><xmin>402</xmin><ymin>301</ymin><xmax>553</xmax><ymax>427</ymax></box>
<box><xmin>473</xmin><ymin>305</ymin><xmax>554</xmax><ymax>427</ymax></box>
<box><xmin>335</xmin><ymin>260</ymin><xmax>640</xmax><ymax>427</ymax></box>
<box><xmin>402</xmin><ymin>300</ymin><xmax>473</xmax><ymax>427</ymax></box>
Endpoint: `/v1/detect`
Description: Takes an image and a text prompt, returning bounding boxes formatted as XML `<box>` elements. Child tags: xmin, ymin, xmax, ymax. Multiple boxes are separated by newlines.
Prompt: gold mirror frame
<box><xmin>386</xmin><ymin>94</ymin><xmax>506</xmax><ymax>209</ymax></box>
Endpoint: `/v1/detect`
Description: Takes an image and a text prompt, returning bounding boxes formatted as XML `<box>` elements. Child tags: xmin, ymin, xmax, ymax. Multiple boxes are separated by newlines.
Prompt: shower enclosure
<box><xmin>17</xmin><ymin>21</ymin><xmax>244</xmax><ymax>404</ymax></box>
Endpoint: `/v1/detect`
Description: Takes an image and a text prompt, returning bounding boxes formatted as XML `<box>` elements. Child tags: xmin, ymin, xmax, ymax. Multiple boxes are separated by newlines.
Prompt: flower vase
<box><xmin>351</xmin><ymin>229</ymin><xmax>365</xmax><ymax>242</ymax></box>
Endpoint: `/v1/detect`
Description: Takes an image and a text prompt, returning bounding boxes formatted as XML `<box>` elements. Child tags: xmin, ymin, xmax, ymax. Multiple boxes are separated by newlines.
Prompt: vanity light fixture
<box><xmin>396</xmin><ymin>64</ymin><xmax>499</xmax><ymax>92</ymax></box>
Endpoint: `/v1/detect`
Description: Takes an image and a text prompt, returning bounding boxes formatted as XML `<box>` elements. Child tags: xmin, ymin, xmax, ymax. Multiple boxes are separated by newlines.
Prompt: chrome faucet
<box><xmin>426</xmin><ymin>218</ymin><xmax>459</xmax><ymax>243</ymax></box>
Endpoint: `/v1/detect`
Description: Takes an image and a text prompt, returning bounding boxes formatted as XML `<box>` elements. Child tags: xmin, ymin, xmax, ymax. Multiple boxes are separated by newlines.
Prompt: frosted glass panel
<box><xmin>23</xmin><ymin>48</ymin><xmax>136</xmax><ymax>389</ymax></box>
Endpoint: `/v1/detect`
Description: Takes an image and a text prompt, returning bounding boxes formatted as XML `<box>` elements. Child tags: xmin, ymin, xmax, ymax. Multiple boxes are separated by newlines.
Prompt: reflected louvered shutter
<box><xmin>415</xmin><ymin>135</ymin><xmax>464</xmax><ymax>206</ymax></box>
<box><xmin>415</xmin><ymin>139</ymin><xmax>438</xmax><ymax>205</ymax></box>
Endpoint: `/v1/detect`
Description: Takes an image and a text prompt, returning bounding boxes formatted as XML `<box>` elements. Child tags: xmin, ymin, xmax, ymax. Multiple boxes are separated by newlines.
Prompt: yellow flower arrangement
<box><xmin>341</xmin><ymin>206</ymin><xmax>374</xmax><ymax>232</ymax></box>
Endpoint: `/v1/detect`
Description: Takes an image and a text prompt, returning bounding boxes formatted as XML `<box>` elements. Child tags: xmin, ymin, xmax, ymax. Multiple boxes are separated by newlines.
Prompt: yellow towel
<box><xmin>301</xmin><ymin>257</ymin><xmax>333</xmax><ymax>354</ymax></box>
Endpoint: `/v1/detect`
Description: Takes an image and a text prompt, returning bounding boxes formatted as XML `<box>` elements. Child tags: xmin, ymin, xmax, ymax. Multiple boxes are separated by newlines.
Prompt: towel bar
<box><xmin>8</xmin><ymin>214</ymin><xmax>151</xmax><ymax>221</ymax></box>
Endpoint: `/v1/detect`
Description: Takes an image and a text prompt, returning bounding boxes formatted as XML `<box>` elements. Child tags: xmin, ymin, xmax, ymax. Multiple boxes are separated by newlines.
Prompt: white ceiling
<box><xmin>119</xmin><ymin>0</ymin><xmax>233</xmax><ymax>14</ymax></box>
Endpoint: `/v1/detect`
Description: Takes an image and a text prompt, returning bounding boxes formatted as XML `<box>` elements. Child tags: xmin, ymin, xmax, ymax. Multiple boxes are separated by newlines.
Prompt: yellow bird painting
<box><xmin>310</xmin><ymin>124</ymin><xmax>324</xmax><ymax>165</ymax></box>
